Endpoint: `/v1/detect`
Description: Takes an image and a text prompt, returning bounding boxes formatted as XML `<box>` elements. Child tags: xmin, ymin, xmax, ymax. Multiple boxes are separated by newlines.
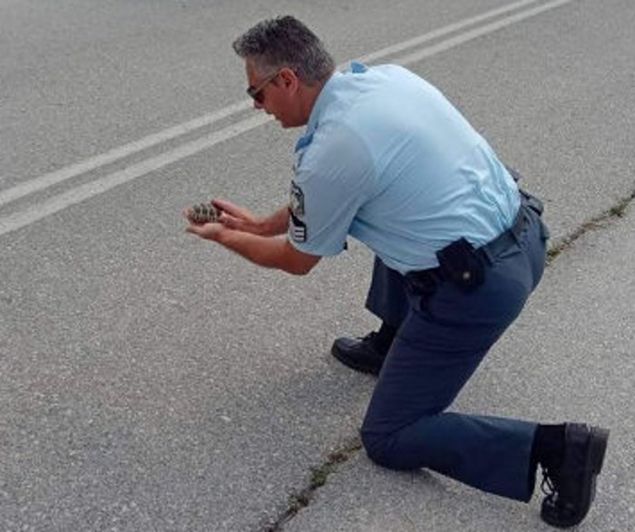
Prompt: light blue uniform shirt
<box><xmin>288</xmin><ymin>63</ymin><xmax>520</xmax><ymax>274</ymax></box>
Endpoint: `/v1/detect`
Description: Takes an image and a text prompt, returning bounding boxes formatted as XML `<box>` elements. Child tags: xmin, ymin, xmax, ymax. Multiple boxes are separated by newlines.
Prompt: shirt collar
<box><xmin>294</xmin><ymin>73</ymin><xmax>339</xmax><ymax>153</ymax></box>
<box><xmin>305</xmin><ymin>72</ymin><xmax>340</xmax><ymax>132</ymax></box>
<box><xmin>295</xmin><ymin>62</ymin><xmax>369</xmax><ymax>153</ymax></box>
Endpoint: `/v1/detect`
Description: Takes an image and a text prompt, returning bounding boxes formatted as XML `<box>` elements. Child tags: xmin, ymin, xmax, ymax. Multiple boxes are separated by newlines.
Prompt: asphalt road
<box><xmin>1</xmin><ymin>1</ymin><xmax>634</xmax><ymax>530</ymax></box>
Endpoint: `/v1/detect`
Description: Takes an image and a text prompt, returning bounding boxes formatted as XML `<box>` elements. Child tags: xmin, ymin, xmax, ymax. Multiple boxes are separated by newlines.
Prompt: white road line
<box><xmin>0</xmin><ymin>100</ymin><xmax>251</xmax><ymax>207</ymax></box>
<box><xmin>394</xmin><ymin>0</ymin><xmax>575</xmax><ymax>66</ymax></box>
<box><xmin>0</xmin><ymin>0</ymin><xmax>544</xmax><ymax>209</ymax></box>
<box><xmin>0</xmin><ymin>114</ymin><xmax>271</xmax><ymax>237</ymax></box>
<box><xmin>355</xmin><ymin>0</ymin><xmax>542</xmax><ymax>64</ymax></box>
<box><xmin>0</xmin><ymin>0</ymin><xmax>577</xmax><ymax>237</ymax></box>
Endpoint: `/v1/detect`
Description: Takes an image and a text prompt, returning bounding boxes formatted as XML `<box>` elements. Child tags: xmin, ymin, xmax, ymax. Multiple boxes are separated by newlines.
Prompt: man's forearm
<box><xmin>216</xmin><ymin>229</ymin><xmax>297</xmax><ymax>273</ymax></box>
<box><xmin>259</xmin><ymin>205</ymin><xmax>290</xmax><ymax>236</ymax></box>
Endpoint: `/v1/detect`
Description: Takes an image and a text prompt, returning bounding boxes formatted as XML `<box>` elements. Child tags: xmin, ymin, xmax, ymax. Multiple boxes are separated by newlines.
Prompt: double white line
<box><xmin>0</xmin><ymin>0</ymin><xmax>575</xmax><ymax>237</ymax></box>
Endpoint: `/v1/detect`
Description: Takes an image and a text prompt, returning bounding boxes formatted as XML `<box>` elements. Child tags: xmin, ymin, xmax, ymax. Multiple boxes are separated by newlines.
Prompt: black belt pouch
<box><xmin>435</xmin><ymin>237</ymin><xmax>485</xmax><ymax>292</ymax></box>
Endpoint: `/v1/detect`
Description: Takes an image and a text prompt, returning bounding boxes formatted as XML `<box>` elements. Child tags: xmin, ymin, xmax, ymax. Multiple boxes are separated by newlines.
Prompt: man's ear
<box><xmin>278</xmin><ymin>67</ymin><xmax>299</xmax><ymax>93</ymax></box>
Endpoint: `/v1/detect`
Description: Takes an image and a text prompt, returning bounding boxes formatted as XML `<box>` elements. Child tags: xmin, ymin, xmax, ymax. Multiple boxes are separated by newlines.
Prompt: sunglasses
<box><xmin>246</xmin><ymin>70</ymin><xmax>281</xmax><ymax>104</ymax></box>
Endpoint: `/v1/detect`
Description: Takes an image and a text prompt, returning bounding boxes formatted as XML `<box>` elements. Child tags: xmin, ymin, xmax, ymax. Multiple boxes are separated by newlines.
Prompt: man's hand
<box><xmin>212</xmin><ymin>198</ymin><xmax>264</xmax><ymax>234</ymax></box>
<box><xmin>184</xmin><ymin>220</ymin><xmax>225</xmax><ymax>241</ymax></box>
<box><xmin>183</xmin><ymin>207</ymin><xmax>225</xmax><ymax>241</ymax></box>
<box><xmin>182</xmin><ymin>206</ymin><xmax>319</xmax><ymax>274</ymax></box>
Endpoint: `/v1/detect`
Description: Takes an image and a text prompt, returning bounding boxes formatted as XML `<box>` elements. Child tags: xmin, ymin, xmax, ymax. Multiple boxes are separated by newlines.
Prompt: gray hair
<box><xmin>232</xmin><ymin>16</ymin><xmax>335</xmax><ymax>85</ymax></box>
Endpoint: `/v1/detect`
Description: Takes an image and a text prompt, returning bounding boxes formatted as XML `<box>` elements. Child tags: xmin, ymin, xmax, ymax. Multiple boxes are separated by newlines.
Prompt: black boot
<box><xmin>539</xmin><ymin>423</ymin><xmax>609</xmax><ymax>528</ymax></box>
<box><xmin>331</xmin><ymin>323</ymin><xmax>396</xmax><ymax>376</ymax></box>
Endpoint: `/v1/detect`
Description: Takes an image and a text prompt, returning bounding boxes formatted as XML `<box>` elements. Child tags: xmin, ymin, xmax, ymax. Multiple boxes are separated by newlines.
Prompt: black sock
<box><xmin>374</xmin><ymin>322</ymin><xmax>397</xmax><ymax>353</ymax></box>
<box><xmin>531</xmin><ymin>424</ymin><xmax>566</xmax><ymax>471</ymax></box>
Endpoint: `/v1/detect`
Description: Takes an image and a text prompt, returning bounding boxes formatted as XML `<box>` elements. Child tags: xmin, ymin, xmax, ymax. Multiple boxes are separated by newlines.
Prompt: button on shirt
<box><xmin>288</xmin><ymin>62</ymin><xmax>520</xmax><ymax>274</ymax></box>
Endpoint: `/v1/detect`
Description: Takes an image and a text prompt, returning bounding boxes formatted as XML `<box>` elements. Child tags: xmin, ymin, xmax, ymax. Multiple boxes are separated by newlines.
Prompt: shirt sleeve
<box><xmin>288</xmin><ymin>124</ymin><xmax>376</xmax><ymax>256</ymax></box>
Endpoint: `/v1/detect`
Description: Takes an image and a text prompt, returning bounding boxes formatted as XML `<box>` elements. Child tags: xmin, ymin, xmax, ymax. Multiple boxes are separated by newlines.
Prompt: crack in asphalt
<box><xmin>259</xmin><ymin>186</ymin><xmax>635</xmax><ymax>532</ymax></box>
<box><xmin>261</xmin><ymin>437</ymin><xmax>362</xmax><ymax>532</ymax></box>
<box><xmin>546</xmin><ymin>188</ymin><xmax>635</xmax><ymax>265</ymax></box>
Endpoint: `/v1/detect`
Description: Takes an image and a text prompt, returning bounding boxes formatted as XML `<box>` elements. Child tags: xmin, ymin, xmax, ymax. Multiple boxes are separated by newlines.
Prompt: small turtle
<box><xmin>188</xmin><ymin>203</ymin><xmax>221</xmax><ymax>224</ymax></box>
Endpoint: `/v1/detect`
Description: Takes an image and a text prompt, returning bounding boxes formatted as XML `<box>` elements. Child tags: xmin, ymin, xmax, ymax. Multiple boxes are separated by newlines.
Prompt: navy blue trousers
<box><xmin>361</xmin><ymin>205</ymin><xmax>548</xmax><ymax>501</ymax></box>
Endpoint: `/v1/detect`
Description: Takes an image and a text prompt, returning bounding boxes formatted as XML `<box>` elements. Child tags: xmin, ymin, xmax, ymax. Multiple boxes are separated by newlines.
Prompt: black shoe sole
<box><xmin>590</xmin><ymin>427</ymin><xmax>609</xmax><ymax>474</ymax></box>
<box><xmin>330</xmin><ymin>344</ymin><xmax>381</xmax><ymax>376</ymax></box>
<box><xmin>541</xmin><ymin>426</ymin><xmax>609</xmax><ymax>528</ymax></box>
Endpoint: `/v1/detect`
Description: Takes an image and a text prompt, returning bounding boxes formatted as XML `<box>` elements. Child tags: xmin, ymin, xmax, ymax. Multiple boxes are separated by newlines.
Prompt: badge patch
<box><xmin>289</xmin><ymin>181</ymin><xmax>305</xmax><ymax>217</ymax></box>
<box><xmin>289</xmin><ymin>212</ymin><xmax>307</xmax><ymax>243</ymax></box>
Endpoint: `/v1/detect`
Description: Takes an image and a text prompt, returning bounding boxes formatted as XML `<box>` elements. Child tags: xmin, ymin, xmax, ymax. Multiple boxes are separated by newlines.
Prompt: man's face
<box><xmin>245</xmin><ymin>59</ymin><xmax>303</xmax><ymax>128</ymax></box>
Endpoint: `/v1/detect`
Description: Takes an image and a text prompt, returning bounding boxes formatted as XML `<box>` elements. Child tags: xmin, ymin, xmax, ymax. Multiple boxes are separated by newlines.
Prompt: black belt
<box><xmin>476</xmin><ymin>201</ymin><xmax>527</xmax><ymax>264</ymax></box>
<box><xmin>405</xmin><ymin>192</ymin><xmax>542</xmax><ymax>295</ymax></box>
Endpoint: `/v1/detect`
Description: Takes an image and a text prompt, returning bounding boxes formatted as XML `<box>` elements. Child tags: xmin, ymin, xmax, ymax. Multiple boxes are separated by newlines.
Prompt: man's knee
<box><xmin>361</xmin><ymin>427</ymin><xmax>412</xmax><ymax>470</ymax></box>
<box><xmin>361</xmin><ymin>428</ymin><xmax>391</xmax><ymax>467</ymax></box>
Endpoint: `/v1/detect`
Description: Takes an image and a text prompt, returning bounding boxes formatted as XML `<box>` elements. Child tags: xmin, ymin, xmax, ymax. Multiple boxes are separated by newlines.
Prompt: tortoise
<box><xmin>187</xmin><ymin>203</ymin><xmax>222</xmax><ymax>224</ymax></box>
